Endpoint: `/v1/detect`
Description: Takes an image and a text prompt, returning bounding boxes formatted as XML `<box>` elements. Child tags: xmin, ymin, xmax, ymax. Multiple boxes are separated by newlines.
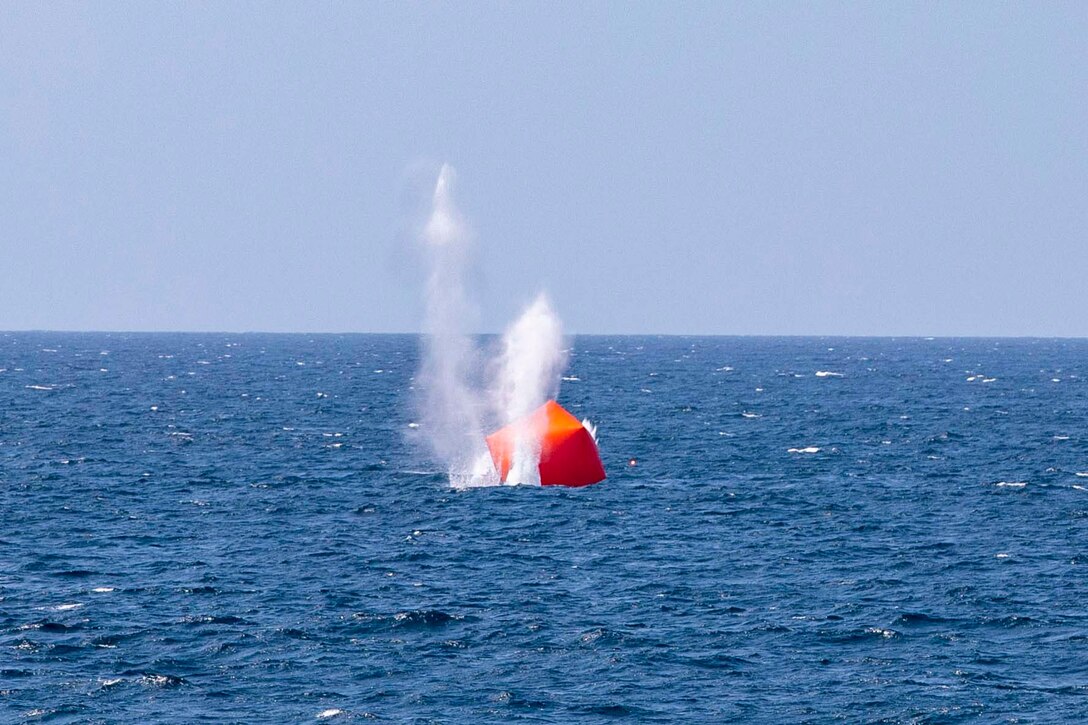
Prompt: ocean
<box><xmin>3</xmin><ymin>332</ymin><xmax>1088</xmax><ymax>722</ymax></box>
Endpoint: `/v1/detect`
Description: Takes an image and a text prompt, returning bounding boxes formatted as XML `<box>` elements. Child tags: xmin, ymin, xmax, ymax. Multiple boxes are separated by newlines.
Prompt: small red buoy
<box><xmin>485</xmin><ymin>400</ymin><xmax>606</xmax><ymax>487</ymax></box>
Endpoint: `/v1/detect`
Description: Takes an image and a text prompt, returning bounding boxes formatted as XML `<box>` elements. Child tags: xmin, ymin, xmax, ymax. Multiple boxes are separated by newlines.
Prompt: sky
<box><xmin>1</xmin><ymin>2</ymin><xmax>1085</xmax><ymax>336</ymax></box>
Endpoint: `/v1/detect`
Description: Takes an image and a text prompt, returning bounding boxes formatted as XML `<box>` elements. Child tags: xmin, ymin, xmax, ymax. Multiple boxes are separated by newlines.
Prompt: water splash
<box><xmin>492</xmin><ymin>293</ymin><xmax>566</xmax><ymax>485</ymax></box>
<box><xmin>415</xmin><ymin>165</ymin><xmax>572</xmax><ymax>488</ymax></box>
<box><xmin>417</xmin><ymin>165</ymin><xmax>489</xmax><ymax>480</ymax></box>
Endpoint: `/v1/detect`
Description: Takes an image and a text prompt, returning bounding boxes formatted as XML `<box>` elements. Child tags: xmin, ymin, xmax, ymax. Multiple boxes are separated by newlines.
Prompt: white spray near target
<box><xmin>492</xmin><ymin>293</ymin><xmax>567</xmax><ymax>484</ymax></box>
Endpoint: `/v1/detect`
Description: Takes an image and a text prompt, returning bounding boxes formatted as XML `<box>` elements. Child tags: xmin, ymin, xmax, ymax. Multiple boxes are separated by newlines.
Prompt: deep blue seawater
<box><xmin>4</xmin><ymin>333</ymin><xmax>1088</xmax><ymax>723</ymax></box>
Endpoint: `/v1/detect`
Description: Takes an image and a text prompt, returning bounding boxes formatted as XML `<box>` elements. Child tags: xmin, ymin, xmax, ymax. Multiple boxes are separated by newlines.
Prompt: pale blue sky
<box><xmin>1</xmin><ymin>3</ymin><xmax>1085</xmax><ymax>335</ymax></box>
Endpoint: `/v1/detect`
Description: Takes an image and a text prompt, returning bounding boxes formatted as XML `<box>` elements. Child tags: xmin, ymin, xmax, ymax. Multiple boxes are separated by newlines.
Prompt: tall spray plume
<box><xmin>416</xmin><ymin>164</ymin><xmax>568</xmax><ymax>487</ymax></box>
<box><xmin>417</xmin><ymin>165</ymin><xmax>485</xmax><ymax>476</ymax></box>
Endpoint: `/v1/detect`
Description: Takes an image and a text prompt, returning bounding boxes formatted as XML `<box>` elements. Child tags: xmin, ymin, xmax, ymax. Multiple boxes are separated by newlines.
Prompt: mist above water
<box><xmin>416</xmin><ymin>165</ymin><xmax>567</xmax><ymax>487</ymax></box>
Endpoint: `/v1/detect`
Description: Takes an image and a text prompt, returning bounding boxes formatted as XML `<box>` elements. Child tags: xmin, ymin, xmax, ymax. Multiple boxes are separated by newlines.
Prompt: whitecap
<box><xmin>140</xmin><ymin>674</ymin><xmax>179</xmax><ymax>687</ymax></box>
<box><xmin>815</xmin><ymin>371</ymin><xmax>843</xmax><ymax>378</ymax></box>
<box><xmin>865</xmin><ymin>627</ymin><xmax>897</xmax><ymax>639</ymax></box>
<box><xmin>92</xmin><ymin>587</ymin><xmax>115</xmax><ymax>593</ymax></box>
<box><xmin>39</xmin><ymin>602</ymin><xmax>83</xmax><ymax>612</ymax></box>
<box><xmin>561</xmin><ymin>375</ymin><xmax>580</xmax><ymax>381</ymax></box>
<box><xmin>1054</xmin><ymin>435</ymin><xmax>1070</xmax><ymax>441</ymax></box>
<box><xmin>788</xmin><ymin>447</ymin><xmax>821</xmax><ymax>454</ymax></box>
<box><xmin>995</xmin><ymin>481</ymin><xmax>1027</xmax><ymax>488</ymax></box>
<box><xmin>741</xmin><ymin>412</ymin><xmax>761</xmax><ymax>419</ymax></box>
<box><xmin>407</xmin><ymin>422</ymin><xmax>420</xmax><ymax>428</ymax></box>
<box><xmin>317</xmin><ymin>709</ymin><xmax>344</xmax><ymax>719</ymax></box>
<box><xmin>1076</xmin><ymin>472</ymin><xmax>1088</xmax><ymax>478</ymax></box>
<box><xmin>25</xmin><ymin>385</ymin><xmax>54</xmax><ymax>391</ymax></box>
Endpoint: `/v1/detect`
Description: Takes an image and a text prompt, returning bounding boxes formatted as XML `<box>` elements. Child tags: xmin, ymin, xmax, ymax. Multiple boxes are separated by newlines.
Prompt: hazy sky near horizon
<box><xmin>1</xmin><ymin>3</ymin><xmax>1085</xmax><ymax>335</ymax></box>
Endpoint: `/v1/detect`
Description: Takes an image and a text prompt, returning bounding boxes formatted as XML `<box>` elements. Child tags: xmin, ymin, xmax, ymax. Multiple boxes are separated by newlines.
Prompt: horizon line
<box><xmin>3</xmin><ymin>328</ymin><xmax>1088</xmax><ymax>341</ymax></box>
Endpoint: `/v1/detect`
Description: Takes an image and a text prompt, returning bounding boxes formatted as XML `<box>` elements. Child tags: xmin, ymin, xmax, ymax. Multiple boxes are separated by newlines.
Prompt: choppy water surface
<box><xmin>3</xmin><ymin>333</ymin><xmax>1088</xmax><ymax>722</ymax></box>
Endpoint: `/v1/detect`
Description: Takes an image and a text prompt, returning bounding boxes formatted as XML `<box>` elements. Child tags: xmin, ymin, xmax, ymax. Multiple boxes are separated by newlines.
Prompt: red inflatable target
<box><xmin>485</xmin><ymin>400</ymin><xmax>606</xmax><ymax>487</ymax></box>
